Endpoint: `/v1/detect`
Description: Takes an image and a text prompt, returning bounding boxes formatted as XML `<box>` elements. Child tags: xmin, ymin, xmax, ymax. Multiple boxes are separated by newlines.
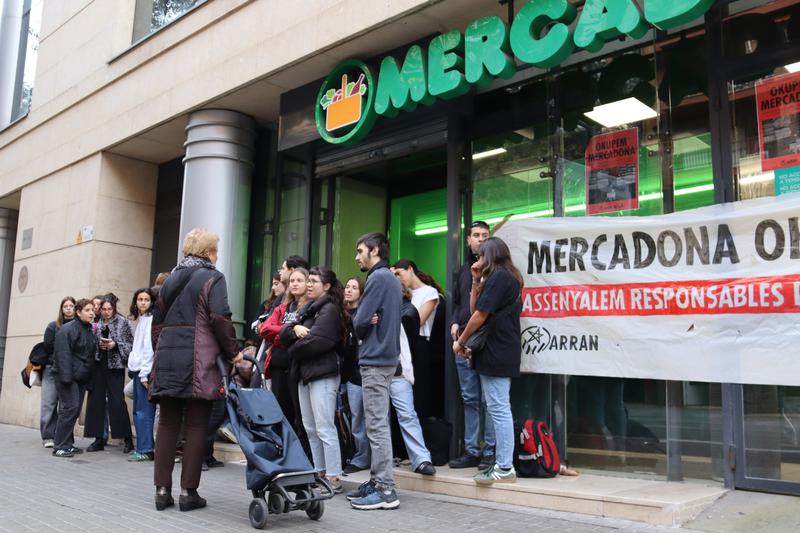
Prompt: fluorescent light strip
<box><xmin>472</xmin><ymin>148</ymin><xmax>507</xmax><ymax>160</ymax></box>
<box><xmin>584</xmin><ymin>97</ymin><xmax>658</xmax><ymax>128</ymax></box>
<box><xmin>739</xmin><ymin>173</ymin><xmax>774</xmax><ymax>185</ymax></box>
<box><xmin>412</xmin><ymin>183</ymin><xmax>716</xmax><ymax>236</ymax></box>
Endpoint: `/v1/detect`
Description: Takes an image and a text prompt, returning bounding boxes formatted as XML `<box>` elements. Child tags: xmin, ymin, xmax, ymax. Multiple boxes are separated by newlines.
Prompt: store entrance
<box><xmin>312</xmin><ymin>147</ymin><xmax>450</xmax><ymax>423</ymax></box>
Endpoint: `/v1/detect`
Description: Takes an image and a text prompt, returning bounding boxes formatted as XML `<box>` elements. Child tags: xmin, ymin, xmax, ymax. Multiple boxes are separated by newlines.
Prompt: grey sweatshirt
<box><xmin>353</xmin><ymin>261</ymin><xmax>402</xmax><ymax>367</ymax></box>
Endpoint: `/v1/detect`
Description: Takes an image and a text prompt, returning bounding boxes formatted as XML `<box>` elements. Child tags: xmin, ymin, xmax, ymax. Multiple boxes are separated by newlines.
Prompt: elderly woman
<box><xmin>149</xmin><ymin>228</ymin><xmax>241</xmax><ymax>512</ymax></box>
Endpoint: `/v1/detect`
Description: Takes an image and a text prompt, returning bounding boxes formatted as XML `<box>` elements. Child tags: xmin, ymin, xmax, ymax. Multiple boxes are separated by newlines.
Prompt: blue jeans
<box><xmin>390</xmin><ymin>378</ymin><xmax>431</xmax><ymax>470</ymax></box>
<box><xmin>455</xmin><ymin>356</ymin><xmax>495</xmax><ymax>457</ymax></box>
<box><xmin>298</xmin><ymin>376</ymin><xmax>342</xmax><ymax>477</ymax></box>
<box><xmin>129</xmin><ymin>371</ymin><xmax>155</xmax><ymax>453</ymax></box>
<box><xmin>480</xmin><ymin>374</ymin><xmax>513</xmax><ymax>470</ymax></box>
<box><xmin>346</xmin><ymin>382</ymin><xmax>370</xmax><ymax>469</ymax></box>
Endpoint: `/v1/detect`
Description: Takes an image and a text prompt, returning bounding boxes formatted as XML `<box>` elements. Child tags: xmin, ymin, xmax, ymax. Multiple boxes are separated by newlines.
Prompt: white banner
<box><xmin>495</xmin><ymin>194</ymin><xmax>800</xmax><ymax>385</ymax></box>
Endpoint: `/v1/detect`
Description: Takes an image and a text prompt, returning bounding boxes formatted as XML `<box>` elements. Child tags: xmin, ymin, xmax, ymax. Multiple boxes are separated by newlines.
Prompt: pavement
<box><xmin>0</xmin><ymin>423</ymin><xmax>792</xmax><ymax>533</ymax></box>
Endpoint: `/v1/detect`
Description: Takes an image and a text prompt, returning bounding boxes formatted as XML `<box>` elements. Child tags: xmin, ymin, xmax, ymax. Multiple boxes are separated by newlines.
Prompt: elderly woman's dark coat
<box><xmin>149</xmin><ymin>258</ymin><xmax>239</xmax><ymax>401</ymax></box>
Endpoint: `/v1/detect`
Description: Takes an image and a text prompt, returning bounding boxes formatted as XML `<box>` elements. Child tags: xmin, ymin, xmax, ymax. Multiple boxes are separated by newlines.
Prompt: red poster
<box><xmin>585</xmin><ymin>128</ymin><xmax>639</xmax><ymax>215</ymax></box>
<box><xmin>756</xmin><ymin>73</ymin><xmax>800</xmax><ymax>171</ymax></box>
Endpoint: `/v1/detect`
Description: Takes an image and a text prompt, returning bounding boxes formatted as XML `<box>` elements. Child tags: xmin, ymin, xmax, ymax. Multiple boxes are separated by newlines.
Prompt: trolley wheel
<box><xmin>249</xmin><ymin>498</ymin><xmax>269</xmax><ymax>529</ymax></box>
<box><xmin>306</xmin><ymin>490</ymin><xmax>324</xmax><ymax>521</ymax></box>
<box><xmin>268</xmin><ymin>491</ymin><xmax>287</xmax><ymax>514</ymax></box>
<box><xmin>294</xmin><ymin>489</ymin><xmax>311</xmax><ymax>511</ymax></box>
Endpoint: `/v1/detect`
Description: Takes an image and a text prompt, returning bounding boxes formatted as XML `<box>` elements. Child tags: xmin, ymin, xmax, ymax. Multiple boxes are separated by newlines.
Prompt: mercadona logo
<box><xmin>316</xmin><ymin>59</ymin><xmax>377</xmax><ymax>145</ymax></box>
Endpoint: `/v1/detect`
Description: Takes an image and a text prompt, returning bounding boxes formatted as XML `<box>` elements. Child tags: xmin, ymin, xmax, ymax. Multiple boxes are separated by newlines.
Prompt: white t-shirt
<box><xmin>411</xmin><ymin>285</ymin><xmax>439</xmax><ymax>338</ymax></box>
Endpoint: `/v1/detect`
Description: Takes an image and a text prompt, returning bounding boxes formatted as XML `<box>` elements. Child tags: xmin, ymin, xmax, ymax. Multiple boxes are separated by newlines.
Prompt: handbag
<box><xmin>21</xmin><ymin>360</ymin><xmax>42</xmax><ymax>389</ymax></box>
<box><xmin>462</xmin><ymin>293</ymin><xmax>521</xmax><ymax>354</ymax></box>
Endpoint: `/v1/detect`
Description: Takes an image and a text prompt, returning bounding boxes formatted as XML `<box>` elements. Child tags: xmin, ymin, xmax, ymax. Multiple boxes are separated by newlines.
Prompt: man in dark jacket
<box><xmin>448</xmin><ymin>220</ymin><xmax>495</xmax><ymax>470</ymax></box>
<box><xmin>51</xmin><ymin>298</ymin><xmax>97</xmax><ymax>457</ymax></box>
<box><xmin>348</xmin><ymin>232</ymin><xmax>402</xmax><ymax>511</ymax></box>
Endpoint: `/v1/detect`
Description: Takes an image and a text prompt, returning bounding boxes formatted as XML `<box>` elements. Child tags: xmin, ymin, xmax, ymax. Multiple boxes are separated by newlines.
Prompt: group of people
<box><xmin>38</xmin><ymin>288</ymin><xmax>161</xmax><ymax>462</ymax></box>
<box><xmin>34</xmin><ymin>222</ymin><xmax>525</xmax><ymax>513</ymax></box>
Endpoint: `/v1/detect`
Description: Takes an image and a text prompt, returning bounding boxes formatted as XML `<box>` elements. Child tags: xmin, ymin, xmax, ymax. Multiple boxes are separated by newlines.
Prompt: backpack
<box><xmin>514</xmin><ymin>419</ymin><xmax>561</xmax><ymax>478</ymax></box>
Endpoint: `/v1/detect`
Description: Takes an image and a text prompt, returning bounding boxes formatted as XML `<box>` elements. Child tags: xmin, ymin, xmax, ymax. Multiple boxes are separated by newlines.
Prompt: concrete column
<box><xmin>0</xmin><ymin>0</ymin><xmax>24</xmax><ymax>126</ymax></box>
<box><xmin>0</xmin><ymin>208</ymin><xmax>17</xmax><ymax>393</ymax></box>
<box><xmin>179</xmin><ymin>109</ymin><xmax>256</xmax><ymax>332</ymax></box>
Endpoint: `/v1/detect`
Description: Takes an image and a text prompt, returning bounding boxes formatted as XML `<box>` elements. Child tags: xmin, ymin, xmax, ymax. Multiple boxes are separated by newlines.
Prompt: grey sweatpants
<box><xmin>360</xmin><ymin>364</ymin><xmax>397</xmax><ymax>491</ymax></box>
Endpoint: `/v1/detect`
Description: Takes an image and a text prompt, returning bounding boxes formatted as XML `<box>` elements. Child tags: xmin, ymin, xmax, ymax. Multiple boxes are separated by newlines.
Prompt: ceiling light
<box><xmin>472</xmin><ymin>148</ymin><xmax>507</xmax><ymax>160</ymax></box>
<box><xmin>785</xmin><ymin>61</ymin><xmax>800</xmax><ymax>73</ymax></box>
<box><xmin>584</xmin><ymin>98</ymin><xmax>658</xmax><ymax>128</ymax></box>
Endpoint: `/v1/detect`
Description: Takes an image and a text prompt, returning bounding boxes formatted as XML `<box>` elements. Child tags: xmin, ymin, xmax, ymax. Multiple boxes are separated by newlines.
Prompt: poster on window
<box><xmin>756</xmin><ymin>72</ymin><xmax>800</xmax><ymax>171</ymax></box>
<box><xmin>495</xmin><ymin>193</ymin><xmax>800</xmax><ymax>386</ymax></box>
<box><xmin>585</xmin><ymin>128</ymin><xmax>639</xmax><ymax>215</ymax></box>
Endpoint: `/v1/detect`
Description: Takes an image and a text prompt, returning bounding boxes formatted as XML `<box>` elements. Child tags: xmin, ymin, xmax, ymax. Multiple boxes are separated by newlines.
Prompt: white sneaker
<box><xmin>43</xmin><ymin>439</ymin><xmax>54</xmax><ymax>449</ymax></box>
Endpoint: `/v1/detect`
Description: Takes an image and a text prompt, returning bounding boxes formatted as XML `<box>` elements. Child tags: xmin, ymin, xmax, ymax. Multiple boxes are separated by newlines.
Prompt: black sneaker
<box><xmin>86</xmin><ymin>439</ymin><xmax>105</xmax><ymax>452</ymax></box>
<box><xmin>448</xmin><ymin>453</ymin><xmax>480</xmax><ymax>469</ymax></box>
<box><xmin>478</xmin><ymin>455</ymin><xmax>495</xmax><ymax>471</ymax></box>
<box><xmin>343</xmin><ymin>463</ymin><xmax>366</xmax><ymax>475</ymax></box>
<box><xmin>53</xmin><ymin>449</ymin><xmax>74</xmax><ymax>458</ymax></box>
<box><xmin>69</xmin><ymin>446</ymin><xmax>84</xmax><ymax>455</ymax></box>
<box><xmin>346</xmin><ymin>480</ymin><xmax>376</xmax><ymax>501</ymax></box>
<box><xmin>414</xmin><ymin>462</ymin><xmax>436</xmax><ymax>476</ymax></box>
<box><xmin>205</xmin><ymin>457</ymin><xmax>224</xmax><ymax>468</ymax></box>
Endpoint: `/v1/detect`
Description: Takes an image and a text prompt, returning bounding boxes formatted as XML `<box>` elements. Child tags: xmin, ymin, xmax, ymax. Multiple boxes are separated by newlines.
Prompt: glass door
<box><xmin>718</xmin><ymin>0</ymin><xmax>800</xmax><ymax>495</ymax></box>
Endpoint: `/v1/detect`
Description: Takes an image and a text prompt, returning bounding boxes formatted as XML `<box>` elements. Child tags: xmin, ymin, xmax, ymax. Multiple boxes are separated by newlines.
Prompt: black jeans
<box><xmin>84</xmin><ymin>362</ymin><xmax>131</xmax><ymax>439</ymax></box>
<box><xmin>54</xmin><ymin>380</ymin><xmax>86</xmax><ymax>451</ymax></box>
<box><xmin>204</xmin><ymin>399</ymin><xmax>228</xmax><ymax>460</ymax></box>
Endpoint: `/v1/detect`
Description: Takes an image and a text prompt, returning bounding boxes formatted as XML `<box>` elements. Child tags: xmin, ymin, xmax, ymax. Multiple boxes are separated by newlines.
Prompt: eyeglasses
<box><xmin>306</xmin><ymin>279</ymin><xmax>322</xmax><ymax>285</ymax></box>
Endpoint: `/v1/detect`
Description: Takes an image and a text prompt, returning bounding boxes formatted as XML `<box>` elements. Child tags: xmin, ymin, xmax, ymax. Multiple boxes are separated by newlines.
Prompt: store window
<box><xmin>471</xmin><ymin>16</ymin><xmax>723</xmax><ymax>481</ymax></box>
<box><xmin>0</xmin><ymin>0</ymin><xmax>43</xmax><ymax>126</ymax></box>
<box><xmin>132</xmin><ymin>0</ymin><xmax>204</xmax><ymax>42</ymax></box>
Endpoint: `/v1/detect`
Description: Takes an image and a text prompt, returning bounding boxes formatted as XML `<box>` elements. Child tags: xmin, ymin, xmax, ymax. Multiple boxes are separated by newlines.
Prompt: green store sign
<box><xmin>316</xmin><ymin>0</ymin><xmax>713</xmax><ymax>145</ymax></box>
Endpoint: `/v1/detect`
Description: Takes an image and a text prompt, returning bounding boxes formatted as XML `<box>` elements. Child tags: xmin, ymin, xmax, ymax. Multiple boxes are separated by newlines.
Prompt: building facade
<box><xmin>0</xmin><ymin>0</ymin><xmax>798</xmax><ymax>496</ymax></box>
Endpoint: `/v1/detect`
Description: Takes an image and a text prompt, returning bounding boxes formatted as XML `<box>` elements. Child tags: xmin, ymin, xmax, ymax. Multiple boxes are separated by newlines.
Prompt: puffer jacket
<box><xmin>280</xmin><ymin>296</ymin><xmax>343</xmax><ymax>385</ymax></box>
<box><xmin>95</xmin><ymin>313</ymin><xmax>133</xmax><ymax>370</ymax></box>
<box><xmin>149</xmin><ymin>258</ymin><xmax>239</xmax><ymax>401</ymax></box>
<box><xmin>52</xmin><ymin>318</ymin><xmax>97</xmax><ymax>385</ymax></box>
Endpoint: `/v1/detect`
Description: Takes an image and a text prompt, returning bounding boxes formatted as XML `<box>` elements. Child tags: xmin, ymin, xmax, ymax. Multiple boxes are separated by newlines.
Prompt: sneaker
<box><xmin>326</xmin><ymin>476</ymin><xmax>343</xmax><ymax>494</ymax></box>
<box><xmin>52</xmin><ymin>449</ymin><xmax>74</xmax><ymax>458</ymax></box>
<box><xmin>346</xmin><ymin>480</ymin><xmax>376</xmax><ymax>501</ymax></box>
<box><xmin>86</xmin><ymin>439</ymin><xmax>105</xmax><ymax>452</ymax></box>
<box><xmin>201</xmin><ymin>462</ymin><xmax>209</xmax><ymax>471</ymax></box>
<box><xmin>43</xmin><ymin>439</ymin><xmax>54</xmax><ymax>449</ymax></box>
<box><xmin>350</xmin><ymin>488</ymin><xmax>399</xmax><ymax>510</ymax></box>
<box><xmin>128</xmin><ymin>451</ymin><xmax>154</xmax><ymax>462</ymax></box>
<box><xmin>448</xmin><ymin>453</ymin><xmax>480</xmax><ymax>469</ymax></box>
<box><xmin>69</xmin><ymin>446</ymin><xmax>84</xmax><ymax>455</ymax></box>
<box><xmin>217</xmin><ymin>425</ymin><xmax>238</xmax><ymax>444</ymax></box>
<box><xmin>473</xmin><ymin>464</ymin><xmax>517</xmax><ymax>485</ymax></box>
<box><xmin>205</xmin><ymin>457</ymin><xmax>224</xmax><ymax>468</ymax></box>
<box><xmin>478</xmin><ymin>454</ymin><xmax>495</xmax><ymax>471</ymax></box>
<box><xmin>343</xmin><ymin>463</ymin><xmax>366</xmax><ymax>475</ymax></box>
<box><xmin>414</xmin><ymin>461</ymin><xmax>436</xmax><ymax>476</ymax></box>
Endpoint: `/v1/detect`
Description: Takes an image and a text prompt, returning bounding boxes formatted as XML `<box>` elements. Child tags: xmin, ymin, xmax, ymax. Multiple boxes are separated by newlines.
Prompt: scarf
<box><xmin>174</xmin><ymin>255</ymin><xmax>215</xmax><ymax>272</ymax></box>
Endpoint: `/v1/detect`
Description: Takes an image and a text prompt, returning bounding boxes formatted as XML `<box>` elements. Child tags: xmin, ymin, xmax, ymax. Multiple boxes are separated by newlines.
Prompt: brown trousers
<box><xmin>154</xmin><ymin>398</ymin><xmax>212</xmax><ymax>490</ymax></box>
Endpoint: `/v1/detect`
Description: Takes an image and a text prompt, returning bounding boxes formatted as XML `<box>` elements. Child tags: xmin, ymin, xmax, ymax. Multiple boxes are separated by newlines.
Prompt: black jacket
<box><xmin>342</xmin><ymin>310</ymin><xmax>360</xmax><ymax>385</ymax></box>
<box><xmin>150</xmin><ymin>261</ymin><xmax>239</xmax><ymax>401</ymax></box>
<box><xmin>281</xmin><ymin>296</ymin><xmax>342</xmax><ymax>385</ymax></box>
<box><xmin>452</xmin><ymin>252</ymin><xmax>478</xmax><ymax>331</ymax></box>
<box><xmin>41</xmin><ymin>318</ymin><xmax>73</xmax><ymax>367</ymax></box>
<box><xmin>52</xmin><ymin>319</ymin><xmax>97</xmax><ymax>385</ymax></box>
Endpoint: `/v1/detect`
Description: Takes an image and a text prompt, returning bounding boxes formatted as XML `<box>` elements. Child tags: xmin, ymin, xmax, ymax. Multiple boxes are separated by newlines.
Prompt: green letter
<box><xmin>375</xmin><ymin>45</ymin><xmax>434</xmax><ymax>117</ymax></box>
<box><xmin>510</xmin><ymin>0</ymin><xmax>577</xmax><ymax>68</ymax></box>
<box><xmin>428</xmin><ymin>30</ymin><xmax>471</xmax><ymax>100</ymax></box>
<box><xmin>464</xmin><ymin>16</ymin><xmax>516</xmax><ymax>86</ymax></box>
<box><xmin>573</xmin><ymin>0</ymin><xmax>649</xmax><ymax>53</ymax></box>
<box><xmin>644</xmin><ymin>0</ymin><xmax>714</xmax><ymax>30</ymax></box>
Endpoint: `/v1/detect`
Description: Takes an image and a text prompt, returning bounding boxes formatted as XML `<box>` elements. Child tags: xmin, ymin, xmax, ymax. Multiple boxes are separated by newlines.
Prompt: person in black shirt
<box><xmin>453</xmin><ymin>237</ymin><xmax>522</xmax><ymax>485</ymax></box>
<box><xmin>448</xmin><ymin>221</ymin><xmax>495</xmax><ymax>470</ymax></box>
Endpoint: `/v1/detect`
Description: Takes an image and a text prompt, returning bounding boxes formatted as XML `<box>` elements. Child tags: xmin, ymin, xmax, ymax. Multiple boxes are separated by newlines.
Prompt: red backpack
<box><xmin>515</xmin><ymin>419</ymin><xmax>561</xmax><ymax>478</ymax></box>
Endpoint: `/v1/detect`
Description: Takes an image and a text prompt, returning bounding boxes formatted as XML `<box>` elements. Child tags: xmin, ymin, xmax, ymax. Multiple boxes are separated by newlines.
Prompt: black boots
<box><xmin>123</xmin><ymin>437</ymin><xmax>134</xmax><ymax>454</ymax></box>
<box><xmin>179</xmin><ymin>489</ymin><xmax>207</xmax><ymax>512</ymax></box>
<box><xmin>155</xmin><ymin>487</ymin><xmax>174</xmax><ymax>511</ymax></box>
<box><xmin>86</xmin><ymin>438</ymin><xmax>106</xmax><ymax>452</ymax></box>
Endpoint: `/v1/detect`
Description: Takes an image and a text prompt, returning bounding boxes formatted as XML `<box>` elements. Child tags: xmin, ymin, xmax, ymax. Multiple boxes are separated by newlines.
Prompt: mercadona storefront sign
<box><xmin>316</xmin><ymin>0</ymin><xmax>714</xmax><ymax>145</ymax></box>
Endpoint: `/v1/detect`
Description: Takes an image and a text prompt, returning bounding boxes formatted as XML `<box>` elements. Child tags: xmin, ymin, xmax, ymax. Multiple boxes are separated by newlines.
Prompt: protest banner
<box><xmin>495</xmin><ymin>194</ymin><xmax>800</xmax><ymax>385</ymax></box>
